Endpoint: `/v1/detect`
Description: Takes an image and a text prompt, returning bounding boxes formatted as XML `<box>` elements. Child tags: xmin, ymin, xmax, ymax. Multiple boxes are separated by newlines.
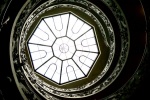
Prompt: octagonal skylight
<box><xmin>27</xmin><ymin>12</ymin><xmax>100</xmax><ymax>84</ymax></box>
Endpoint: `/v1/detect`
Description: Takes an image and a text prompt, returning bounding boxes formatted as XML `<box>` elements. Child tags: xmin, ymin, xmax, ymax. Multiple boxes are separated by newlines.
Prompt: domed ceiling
<box><xmin>0</xmin><ymin>0</ymin><xmax>148</xmax><ymax>99</ymax></box>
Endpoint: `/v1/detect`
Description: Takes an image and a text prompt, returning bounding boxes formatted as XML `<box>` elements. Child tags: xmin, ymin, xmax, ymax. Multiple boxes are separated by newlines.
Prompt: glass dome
<box><xmin>27</xmin><ymin>12</ymin><xmax>100</xmax><ymax>84</ymax></box>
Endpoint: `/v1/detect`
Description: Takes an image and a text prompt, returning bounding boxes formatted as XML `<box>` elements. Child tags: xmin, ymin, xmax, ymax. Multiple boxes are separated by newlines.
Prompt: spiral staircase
<box><xmin>0</xmin><ymin>0</ymin><xmax>149</xmax><ymax>99</ymax></box>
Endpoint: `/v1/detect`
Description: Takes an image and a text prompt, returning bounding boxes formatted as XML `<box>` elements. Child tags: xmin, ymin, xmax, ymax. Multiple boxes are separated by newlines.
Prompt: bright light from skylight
<box><xmin>27</xmin><ymin>12</ymin><xmax>100</xmax><ymax>84</ymax></box>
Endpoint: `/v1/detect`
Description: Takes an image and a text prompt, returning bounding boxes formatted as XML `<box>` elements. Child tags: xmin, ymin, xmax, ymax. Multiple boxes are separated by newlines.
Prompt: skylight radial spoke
<box><xmin>36</xmin><ymin>57</ymin><xmax>62</xmax><ymax>83</ymax></box>
<box><xmin>28</xmin><ymin>43</ymin><xmax>51</xmax><ymax>47</ymax></box>
<box><xmin>67</xmin><ymin>14</ymin><xmax>91</xmax><ymax>40</ymax></box>
<box><xmin>75</xmin><ymin>29</ymin><xmax>99</xmax><ymax>53</ymax></box>
<box><xmin>44</xmin><ymin>14</ymin><xmax>69</xmax><ymax>38</ymax></box>
<box><xmin>28</xmin><ymin>44</ymin><xmax>53</xmax><ymax>69</ymax></box>
<box><xmin>43</xmin><ymin>19</ymin><xmax>57</xmax><ymax>38</ymax></box>
<box><xmin>73</xmin><ymin>51</ymin><xmax>98</xmax><ymax>74</ymax></box>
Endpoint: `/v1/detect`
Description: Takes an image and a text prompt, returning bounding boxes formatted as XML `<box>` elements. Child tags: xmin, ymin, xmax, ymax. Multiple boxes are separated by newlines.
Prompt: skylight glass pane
<box><xmin>60</xmin><ymin>59</ymin><xmax>85</xmax><ymax>83</ymax></box>
<box><xmin>88</xmin><ymin>53</ymin><xmax>98</xmax><ymax>60</ymax></box>
<box><xmin>75</xmin><ymin>29</ymin><xmax>99</xmax><ymax>52</ymax></box>
<box><xmin>36</xmin><ymin>57</ymin><xmax>62</xmax><ymax>83</ymax></box>
<box><xmin>34</xmin><ymin>28</ymin><xmax>49</xmax><ymax>41</ymax></box>
<box><xmin>61</xmin><ymin>74</ymin><xmax>68</xmax><ymax>84</ymax></box>
<box><xmin>53</xmin><ymin>16</ymin><xmax>63</xmax><ymax>31</ymax></box>
<box><xmin>67</xmin><ymin>14</ymin><xmax>91</xmax><ymax>40</ymax></box>
<box><xmin>28</xmin><ymin>44</ymin><xmax>53</xmax><ymax>69</ymax></box>
<box><xmin>75</xmin><ymin>70</ymin><xmax>85</xmax><ymax>78</ymax></box>
<box><xmin>31</xmin><ymin>50</ymin><xmax>46</xmax><ymax>61</ymax></box>
<box><xmin>67</xmin><ymin>66</ymin><xmax>76</xmax><ymax>81</ymax></box>
<box><xmin>44</xmin><ymin>14</ymin><xmax>69</xmax><ymax>38</ymax></box>
<box><xmin>45</xmin><ymin>64</ymin><xmax>57</xmax><ymax>79</ymax></box>
<box><xmin>80</xmin><ymin>56</ymin><xmax>93</xmax><ymax>67</ymax></box>
<box><xmin>73</xmin><ymin>51</ymin><xmax>98</xmax><ymax>74</ymax></box>
<box><xmin>36</xmin><ymin>63</ymin><xmax>50</xmax><ymax>75</ymax></box>
<box><xmin>72</xmin><ymin>19</ymin><xmax>84</xmax><ymax>34</ymax></box>
<box><xmin>52</xmin><ymin>73</ymin><xmax>60</xmax><ymax>83</ymax></box>
<box><xmin>29</xmin><ymin>20</ymin><xmax>56</xmax><ymax>46</ymax></box>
